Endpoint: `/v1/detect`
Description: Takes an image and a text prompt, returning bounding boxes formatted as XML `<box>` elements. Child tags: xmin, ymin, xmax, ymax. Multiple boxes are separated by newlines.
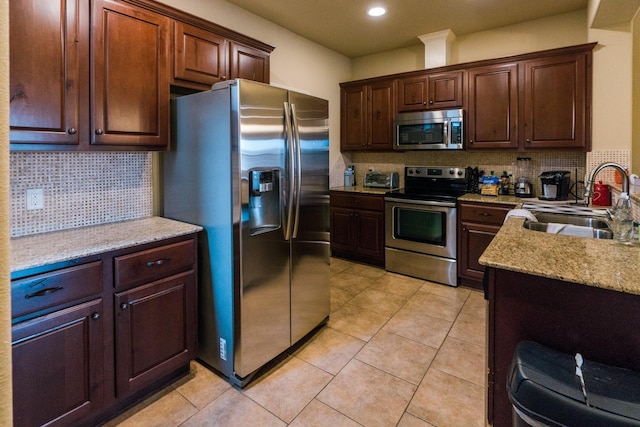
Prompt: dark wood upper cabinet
<box><xmin>340</xmin><ymin>79</ymin><xmax>395</xmax><ymax>151</ymax></box>
<box><xmin>9</xmin><ymin>0</ymin><xmax>273</xmax><ymax>150</ymax></box>
<box><xmin>522</xmin><ymin>53</ymin><xmax>590</xmax><ymax>150</ymax></box>
<box><xmin>397</xmin><ymin>70</ymin><xmax>463</xmax><ymax>112</ymax></box>
<box><xmin>9</xmin><ymin>0</ymin><xmax>89</xmax><ymax>147</ymax></box>
<box><xmin>229</xmin><ymin>42</ymin><xmax>270</xmax><ymax>83</ymax></box>
<box><xmin>466</xmin><ymin>63</ymin><xmax>519</xmax><ymax>150</ymax></box>
<box><xmin>92</xmin><ymin>0</ymin><xmax>170</xmax><ymax>149</ymax></box>
<box><xmin>173</xmin><ymin>21</ymin><xmax>229</xmax><ymax>89</ymax></box>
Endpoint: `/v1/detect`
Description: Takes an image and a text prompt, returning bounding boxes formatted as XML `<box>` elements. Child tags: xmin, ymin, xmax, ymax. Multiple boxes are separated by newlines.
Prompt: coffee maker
<box><xmin>539</xmin><ymin>171</ymin><xmax>571</xmax><ymax>201</ymax></box>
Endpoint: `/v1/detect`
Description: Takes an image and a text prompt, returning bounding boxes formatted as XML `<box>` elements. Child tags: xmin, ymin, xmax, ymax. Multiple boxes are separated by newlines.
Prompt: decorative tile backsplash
<box><xmin>348</xmin><ymin>150</ymin><xmax>588</xmax><ymax>196</ymax></box>
<box><xmin>10</xmin><ymin>152</ymin><xmax>153</xmax><ymax>238</ymax></box>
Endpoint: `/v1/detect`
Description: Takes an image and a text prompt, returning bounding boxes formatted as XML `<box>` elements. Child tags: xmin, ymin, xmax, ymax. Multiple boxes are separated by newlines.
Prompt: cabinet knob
<box><xmin>469</xmin><ymin>139</ymin><xmax>473</xmax><ymax>143</ymax></box>
<box><xmin>68</xmin><ymin>127</ymin><xmax>77</xmax><ymax>135</ymax></box>
<box><xmin>429</xmin><ymin>99</ymin><xmax>433</xmax><ymax>104</ymax></box>
<box><xmin>120</xmin><ymin>303</ymin><xmax>128</xmax><ymax>310</ymax></box>
<box><xmin>95</xmin><ymin>129</ymin><xmax>104</xmax><ymax>135</ymax></box>
<box><xmin>91</xmin><ymin>312</ymin><xmax>100</xmax><ymax>320</ymax></box>
<box><xmin>526</xmin><ymin>138</ymin><xmax>531</xmax><ymax>143</ymax></box>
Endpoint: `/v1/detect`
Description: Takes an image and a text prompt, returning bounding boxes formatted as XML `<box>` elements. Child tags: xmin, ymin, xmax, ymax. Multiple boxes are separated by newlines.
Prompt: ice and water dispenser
<box><xmin>248</xmin><ymin>170</ymin><xmax>280</xmax><ymax>235</ymax></box>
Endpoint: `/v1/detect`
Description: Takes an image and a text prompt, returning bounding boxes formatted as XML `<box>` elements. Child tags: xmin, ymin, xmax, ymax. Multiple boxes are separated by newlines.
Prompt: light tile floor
<box><xmin>104</xmin><ymin>258</ymin><xmax>487</xmax><ymax>427</ymax></box>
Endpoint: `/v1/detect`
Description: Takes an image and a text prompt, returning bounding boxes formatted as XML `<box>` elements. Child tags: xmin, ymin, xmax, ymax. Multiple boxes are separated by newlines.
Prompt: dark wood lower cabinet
<box><xmin>487</xmin><ymin>268</ymin><xmax>640</xmax><ymax>426</ymax></box>
<box><xmin>114</xmin><ymin>271</ymin><xmax>196</xmax><ymax>397</ymax></box>
<box><xmin>457</xmin><ymin>201</ymin><xmax>512</xmax><ymax>289</ymax></box>
<box><xmin>330</xmin><ymin>191</ymin><xmax>385</xmax><ymax>267</ymax></box>
<box><xmin>12</xmin><ymin>299</ymin><xmax>104</xmax><ymax>427</ymax></box>
<box><xmin>11</xmin><ymin>234</ymin><xmax>198</xmax><ymax>427</ymax></box>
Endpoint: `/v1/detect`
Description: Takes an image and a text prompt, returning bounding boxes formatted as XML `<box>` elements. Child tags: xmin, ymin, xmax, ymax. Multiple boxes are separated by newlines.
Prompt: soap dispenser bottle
<box><xmin>611</xmin><ymin>192</ymin><xmax>633</xmax><ymax>243</ymax></box>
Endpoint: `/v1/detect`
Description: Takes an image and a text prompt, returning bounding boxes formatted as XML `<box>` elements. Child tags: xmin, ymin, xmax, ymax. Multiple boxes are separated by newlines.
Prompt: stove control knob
<box><xmin>414</xmin><ymin>168</ymin><xmax>420</xmax><ymax>175</ymax></box>
<box><xmin>457</xmin><ymin>170</ymin><xmax>463</xmax><ymax>176</ymax></box>
<box><xmin>449</xmin><ymin>169</ymin><xmax>455</xmax><ymax>175</ymax></box>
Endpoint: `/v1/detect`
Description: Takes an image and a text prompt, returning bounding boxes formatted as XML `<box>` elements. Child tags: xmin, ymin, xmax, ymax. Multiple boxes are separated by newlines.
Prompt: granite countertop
<box><xmin>330</xmin><ymin>185</ymin><xmax>392</xmax><ymax>195</ymax></box>
<box><xmin>479</xmin><ymin>215</ymin><xmax>640</xmax><ymax>296</ymax></box>
<box><xmin>11</xmin><ymin>217</ymin><xmax>202</xmax><ymax>273</ymax></box>
<box><xmin>458</xmin><ymin>193</ymin><xmax>521</xmax><ymax>205</ymax></box>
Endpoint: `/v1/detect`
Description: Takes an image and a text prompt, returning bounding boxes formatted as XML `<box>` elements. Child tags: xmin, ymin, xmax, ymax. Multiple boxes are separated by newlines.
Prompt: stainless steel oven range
<box><xmin>385</xmin><ymin>166</ymin><xmax>468</xmax><ymax>287</ymax></box>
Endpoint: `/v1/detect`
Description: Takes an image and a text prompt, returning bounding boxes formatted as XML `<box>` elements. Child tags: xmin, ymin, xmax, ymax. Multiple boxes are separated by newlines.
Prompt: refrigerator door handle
<box><xmin>290</xmin><ymin>103</ymin><xmax>302</xmax><ymax>239</ymax></box>
<box><xmin>283</xmin><ymin>101</ymin><xmax>295</xmax><ymax>241</ymax></box>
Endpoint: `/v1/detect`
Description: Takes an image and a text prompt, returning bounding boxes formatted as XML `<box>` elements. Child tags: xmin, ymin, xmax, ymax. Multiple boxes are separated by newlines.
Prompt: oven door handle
<box><xmin>384</xmin><ymin>197</ymin><xmax>456</xmax><ymax>208</ymax></box>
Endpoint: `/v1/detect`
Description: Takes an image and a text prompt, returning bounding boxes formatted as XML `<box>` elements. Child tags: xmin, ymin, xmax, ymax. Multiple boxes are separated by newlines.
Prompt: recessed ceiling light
<box><xmin>368</xmin><ymin>7</ymin><xmax>386</xmax><ymax>17</ymax></box>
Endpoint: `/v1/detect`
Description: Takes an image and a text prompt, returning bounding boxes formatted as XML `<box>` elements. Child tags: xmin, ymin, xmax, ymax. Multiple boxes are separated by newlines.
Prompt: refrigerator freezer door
<box><xmin>235</xmin><ymin>80</ymin><xmax>291</xmax><ymax>379</ymax></box>
<box><xmin>288</xmin><ymin>91</ymin><xmax>330</xmax><ymax>343</ymax></box>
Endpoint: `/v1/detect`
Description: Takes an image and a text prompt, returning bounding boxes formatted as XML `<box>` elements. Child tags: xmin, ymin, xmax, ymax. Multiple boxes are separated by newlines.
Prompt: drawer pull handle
<box><xmin>480</xmin><ymin>212</ymin><xmax>493</xmax><ymax>216</ymax></box>
<box><xmin>25</xmin><ymin>286</ymin><xmax>64</xmax><ymax>299</ymax></box>
<box><xmin>147</xmin><ymin>258</ymin><xmax>170</xmax><ymax>267</ymax></box>
<box><xmin>91</xmin><ymin>312</ymin><xmax>100</xmax><ymax>320</ymax></box>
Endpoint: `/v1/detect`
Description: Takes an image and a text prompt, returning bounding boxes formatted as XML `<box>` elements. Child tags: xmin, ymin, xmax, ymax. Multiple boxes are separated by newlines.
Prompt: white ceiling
<box><xmin>226</xmin><ymin>0</ymin><xmax>589</xmax><ymax>58</ymax></box>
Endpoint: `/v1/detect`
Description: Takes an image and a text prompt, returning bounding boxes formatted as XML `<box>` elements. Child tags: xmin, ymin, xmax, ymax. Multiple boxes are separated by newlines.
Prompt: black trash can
<box><xmin>507</xmin><ymin>341</ymin><xmax>640</xmax><ymax>427</ymax></box>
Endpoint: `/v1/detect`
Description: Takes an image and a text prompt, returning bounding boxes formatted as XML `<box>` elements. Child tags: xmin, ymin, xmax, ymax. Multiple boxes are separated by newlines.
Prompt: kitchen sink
<box><xmin>522</xmin><ymin>212</ymin><xmax>613</xmax><ymax>239</ymax></box>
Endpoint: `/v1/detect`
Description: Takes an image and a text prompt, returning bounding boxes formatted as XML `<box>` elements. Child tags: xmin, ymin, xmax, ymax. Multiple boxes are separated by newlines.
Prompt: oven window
<box><xmin>398</xmin><ymin>123</ymin><xmax>445</xmax><ymax>145</ymax></box>
<box><xmin>393</xmin><ymin>207</ymin><xmax>446</xmax><ymax>245</ymax></box>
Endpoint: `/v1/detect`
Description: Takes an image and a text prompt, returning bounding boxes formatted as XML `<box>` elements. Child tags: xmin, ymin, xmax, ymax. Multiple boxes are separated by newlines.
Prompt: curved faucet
<box><xmin>583</xmin><ymin>162</ymin><xmax>629</xmax><ymax>201</ymax></box>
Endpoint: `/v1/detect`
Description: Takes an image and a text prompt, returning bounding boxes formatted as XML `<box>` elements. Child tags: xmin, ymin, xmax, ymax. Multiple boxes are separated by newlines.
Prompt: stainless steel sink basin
<box><xmin>522</xmin><ymin>212</ymin><xmax>613</xmax><ymax>239</ymax></box>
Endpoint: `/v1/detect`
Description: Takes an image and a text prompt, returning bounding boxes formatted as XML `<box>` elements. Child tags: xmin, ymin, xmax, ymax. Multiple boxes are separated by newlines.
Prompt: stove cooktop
<box><xmin>385</xmin><ymin>166</ymin><xmax>470</xmax><ymax>202</ymax></box>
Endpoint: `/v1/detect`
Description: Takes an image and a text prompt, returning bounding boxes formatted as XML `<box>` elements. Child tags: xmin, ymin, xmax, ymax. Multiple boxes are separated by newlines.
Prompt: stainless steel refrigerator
<box><xmin>163</xmin><ymin>79</ymin><xmax>330</xmax><ymax>387</ymax></box>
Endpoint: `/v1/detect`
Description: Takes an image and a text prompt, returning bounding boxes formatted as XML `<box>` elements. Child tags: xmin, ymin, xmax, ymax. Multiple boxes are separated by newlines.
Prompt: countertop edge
<box><xmin>11</xmin><ymin>217</ymin><xmax>203</xmax><ymax>274</ymax></box>
<box><xmin>479</xmin><ymin>216</ymin><xmax>640</xmax><ymax>296</ymax></box>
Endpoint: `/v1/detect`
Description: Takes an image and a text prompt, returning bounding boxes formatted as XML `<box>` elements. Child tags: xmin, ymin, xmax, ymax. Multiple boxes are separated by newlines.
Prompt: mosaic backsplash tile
<box><xmin>10</xmin><ymin>152</ymin><xmax>152</xmax><ymax>238</ymax></box>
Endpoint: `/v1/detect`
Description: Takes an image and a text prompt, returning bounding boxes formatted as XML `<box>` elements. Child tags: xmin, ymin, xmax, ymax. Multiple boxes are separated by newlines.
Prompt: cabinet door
<box><xmin>368</xmin><ymin>81</ymin><xmax>395</xmax><ymax>150</ymax></box>
<box><xmin>12</xmin><ymin>299</ymin><xmax>103</xmax><ymax>427</ymax></box>
<box><xmin>92</xmin><ymin>0</ymin><xmax>170</xmax><ymax>149</ymax></box>
<box><xmin>114</xmin><ymin>271</ymin><xmax>196</xmax><ymax>397</ymax></box>
<box><xmin>173</xmin><ymin>21</ymin><xmax>228</xmax><ymax>88</ymax></box>
<box><xmin>397</xmin><ymin>71</ymin><xmax>462</xmax><ymax>112</ymax></box>
<box><xmin>397</xmin><ymin>76</ymin><xmax>428</xmax><ymax>112</ymax></box>
<box><xmin>458</xmin><ymin>221</ymin><xmax>499</xmax><ymax>282</ymax></box>
<box><xmin>522</xmin><ymin>53</ymin><xmax>588</xmax><ymax>150</ymax></box>
<box><xmin>9</xmin><ymin>0</ymin><xmax>88</xmax><ymax>147</ymax></box>
<box><xmin>330</xmin><ymin>207</ymin><xmax>355</xmax><ymax>251</ymax></box>
<box><xmin>427</xmin><ymin>71</ymin><xmax>463</xmax><ymax>109</ymax></box>
<box><xmin>341</xmin><ymin>85</ymin><xmax>367</xmax><ymax>150</ymax></box>
<box><xmin>229</xmin><ymin>42</ymin><xmax>270</xmax><ymax>83</ymax></box>
<box><xmin>355</xmin><ymin>210</ymin><xmax>385</xmax><ymax>260</ymax></box>
<box><xmin>467</xmin><ymin>63</ymin><xmax>519</xmax><ymax>149</ymax></box>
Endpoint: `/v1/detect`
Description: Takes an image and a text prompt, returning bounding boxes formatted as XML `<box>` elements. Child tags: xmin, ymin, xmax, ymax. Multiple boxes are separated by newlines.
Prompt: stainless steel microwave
<box><xmin>393</xmin><ymin>109</ymin><xmax>464</xmax><ymax>150</ymax></box>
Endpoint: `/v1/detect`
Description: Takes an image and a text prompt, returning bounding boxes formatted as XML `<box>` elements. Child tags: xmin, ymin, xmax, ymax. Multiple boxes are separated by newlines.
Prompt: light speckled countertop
<box><xmin>330</xmin><ymin>185</ymin><xmax>391</xmax><ymax>195</ymax></box>
<box><xmin>479</xmin><ymin>215</ymin><xmax>640</xmax><ymax>296</ymax></box>
<box><xmin>458</xmin><ymin>193</ymin><xmax>521</xmax><ymax>206</ymax></box>
<box><xmin>11</xmin><ymin>217</ymin><xmax>202</xmax><ymax>273</ymax></box>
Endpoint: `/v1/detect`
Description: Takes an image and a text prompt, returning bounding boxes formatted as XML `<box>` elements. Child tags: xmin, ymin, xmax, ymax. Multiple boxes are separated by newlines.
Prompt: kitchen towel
<box><xmin>504</xmin><ymin>209</ymin><xmax>538</xmax><ymax>223</ymax></box>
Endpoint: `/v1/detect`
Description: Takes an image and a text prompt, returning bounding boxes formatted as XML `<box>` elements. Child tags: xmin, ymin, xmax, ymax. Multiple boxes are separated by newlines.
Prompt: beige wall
<box><xmin>351</xmin><ymin>11</ymin><xmax>588</xmax><ymax>79</ymax></box>
<box><xmin>351</xmin><ymin>9</ymin><xmax>636</xmax><ymax>157</ymax></box>
<box><xmin>157</xmin><ymin>0</ymin><xmax>352</xmax><ymax>187</ymax></box>
<box><xmin>1</xmin><ymin>0</ymin><xmax>12</xmax><ymax>424</ymax></box>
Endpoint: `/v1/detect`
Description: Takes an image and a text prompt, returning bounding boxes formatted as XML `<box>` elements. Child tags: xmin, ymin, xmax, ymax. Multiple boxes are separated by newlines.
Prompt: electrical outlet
<box><xmin>26</xmin><ymin>189</ymin><xmax>44</xmax><ymax>210</ymax></box>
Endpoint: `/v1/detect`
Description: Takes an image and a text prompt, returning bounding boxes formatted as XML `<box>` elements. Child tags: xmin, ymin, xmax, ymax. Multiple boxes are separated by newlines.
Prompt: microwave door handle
<box><xmin>444</xmin><ymin>120</ymin><xmax>449</xmax><ymax>147</ymax></box>
<box><xmin>283</xmin><ymin>101</ymin><xmax>295</xmax><ymax>241</ymax></box>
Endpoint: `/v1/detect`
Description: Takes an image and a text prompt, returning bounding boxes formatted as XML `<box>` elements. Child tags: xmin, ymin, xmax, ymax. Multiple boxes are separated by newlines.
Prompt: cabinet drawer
<box><xmin>459</xmin><ymin>203</ymin><xmax>511</xmax><ymax>225</ymax></box>
<box><xmin>330</xmin><ymin>192</ymin><xmax>384</xmax><ymax>211</ymax></box>
<box><xmin>115</xmin><ymin>239</ymin><xmax>196</xmax><ymax>288</ymax></box>
<box><xmin>12</xmin><ymin>261</ymin><xmax>103</xmax><ymax>319</ymax></box>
